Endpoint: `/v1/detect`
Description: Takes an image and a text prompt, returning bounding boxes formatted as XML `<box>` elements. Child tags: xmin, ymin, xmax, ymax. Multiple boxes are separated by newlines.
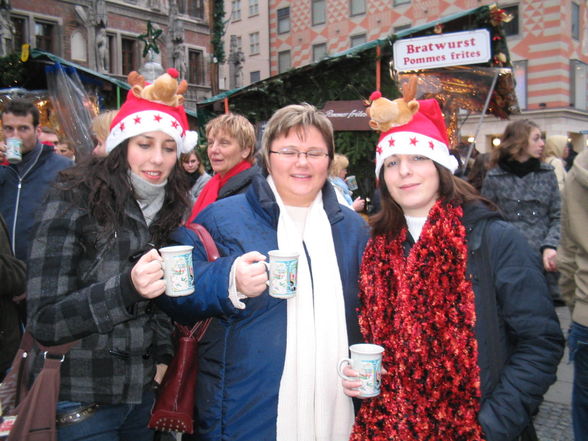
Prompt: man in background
<box><xmin>0</xmin><ymin>98</ymin><xmax>72</xmax><ymax>262</ymax></box>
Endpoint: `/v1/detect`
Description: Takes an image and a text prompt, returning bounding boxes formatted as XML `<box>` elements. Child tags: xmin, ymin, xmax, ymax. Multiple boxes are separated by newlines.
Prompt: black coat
<box><xmin>463</xmin><ymin>203</ymin><xmax>564</xmax><ymax>441</ymax></box>
<box><xmin>0</xmin><ymin>214</ymin><xmax>26</xmax><ymax>379</ymax></box>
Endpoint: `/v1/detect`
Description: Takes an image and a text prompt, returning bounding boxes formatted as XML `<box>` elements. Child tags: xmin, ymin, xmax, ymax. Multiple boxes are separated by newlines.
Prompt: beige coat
<box><xmin>544</xmin><ymin>135</ymin><xmax>567</xmax><ymax>193</ymax></box>
<box><xmin>558</xmin><ymin>149</ymin><xmax>588</xmax><ymax>327</ymax></box>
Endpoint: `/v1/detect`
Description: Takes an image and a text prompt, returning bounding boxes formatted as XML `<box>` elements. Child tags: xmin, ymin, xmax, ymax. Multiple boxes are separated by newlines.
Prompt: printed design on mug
<box><xmin>270</xmin><ymin>260</ymin><xmax>297</xmax><ymax>297</ymax></box>
<box><xmin>357</xmin><ymin>358</ymin><xmax>382</xmax><ymax>397</ymax></box>
<box><xmin>169</xmin><ymin>254</ymin><xmax>194</xmax><ymax>292</ymax></box>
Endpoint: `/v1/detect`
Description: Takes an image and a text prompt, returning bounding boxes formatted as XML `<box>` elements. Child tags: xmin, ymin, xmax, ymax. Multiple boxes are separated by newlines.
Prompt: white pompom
<box><xmin>182</xmin><ymin>130</ymin><xmax>199</xmax><ymax>153</ymax></box>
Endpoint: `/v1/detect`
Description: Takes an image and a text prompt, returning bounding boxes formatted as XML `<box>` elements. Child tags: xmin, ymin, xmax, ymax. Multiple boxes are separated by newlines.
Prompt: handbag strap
<box><xmin>178</xmin><ymin>223</ymin><xmax>220</xmax><ymax>339</ymax></box>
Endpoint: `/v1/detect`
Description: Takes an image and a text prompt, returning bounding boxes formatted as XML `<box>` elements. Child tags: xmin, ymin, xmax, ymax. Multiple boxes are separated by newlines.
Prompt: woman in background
<box><xmin>91</xmin><ymin>110</ymin><xmax>118</xmax><ymax>157</ymax></box>
<box><xmin>543</xmin><ymin>135</ymin><xmax>567</xmax><ymax>194</ymax></box>
<box><xmin>181</xmin><ymin>148</ymin><xmax>211</xmax><ymax>203</ymax></box>
<box><xmin>329</xmin><ymin>153</ymin><xmax>365</xmax><ymax>212</ymax></box>
<box><xmin>482</xmin><ymin>119</ymin><xmax>561</xmax><ymax>303</ymax></box>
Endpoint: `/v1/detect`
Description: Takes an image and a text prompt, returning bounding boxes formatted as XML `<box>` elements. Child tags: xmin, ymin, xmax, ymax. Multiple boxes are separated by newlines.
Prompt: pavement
<box><xmin>534</xmin><ymin>305</ymin><xmax>575</xmax><ymax>441</ymax></box>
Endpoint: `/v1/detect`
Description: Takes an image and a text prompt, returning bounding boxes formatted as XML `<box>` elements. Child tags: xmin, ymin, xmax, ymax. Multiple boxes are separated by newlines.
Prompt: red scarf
<box><xmin>351</xmin><ymin>201</ymin><xmax>484</xmax><ymax>441</ymax></box>
<box><xmin>186</xmin><ymin>160</ymin><xmax>252</xmax><ymax>224</ymax></box>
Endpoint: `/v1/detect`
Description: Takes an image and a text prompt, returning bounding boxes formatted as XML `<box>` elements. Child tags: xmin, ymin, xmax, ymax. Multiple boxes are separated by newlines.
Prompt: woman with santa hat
<box><xmin>342</xmin><ymin>98</ymin><xmax>564</xmax><ymax>441</ymax></box>
<box><xmin>26</xmin><ymin>69</ymin><xmax>196</xmax><ymax>440</ymax></box>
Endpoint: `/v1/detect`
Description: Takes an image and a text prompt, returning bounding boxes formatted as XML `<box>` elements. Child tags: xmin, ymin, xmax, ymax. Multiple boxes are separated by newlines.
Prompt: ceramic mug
<box><xmin>338</xmin><ymin>343</ymin><xmax>384</xmax><ymax>398</ymax></box>
<box><xmin>263</xmin><ymin>250</ymin><xmax>299</xmax><ymax>299</ymax></box>
<box><xmin>345</xmin><ymin>175</ymin><xmax>358</xmax><ymax>191</ymax></box>
<box><xmin>159</xmin><ymin>245</ymin><xmax>195</xmax><ymax>297</ymax></box>
<box><xmin>5</xmin><ymin>138</ymin><xmax>22</xmax><ymax>164</ymax></box>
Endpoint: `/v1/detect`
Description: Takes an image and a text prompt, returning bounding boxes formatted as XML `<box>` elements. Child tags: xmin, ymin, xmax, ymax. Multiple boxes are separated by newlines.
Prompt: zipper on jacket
<box><xmin>9</xmin><ymin>146</ymin><xmax>44</xmax><ymax>254</ymax></box>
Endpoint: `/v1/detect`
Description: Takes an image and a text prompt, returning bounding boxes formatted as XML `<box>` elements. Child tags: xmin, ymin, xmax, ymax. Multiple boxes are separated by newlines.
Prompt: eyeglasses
<box><xmin>269</xmin><ymin>148</ymin><xmax>329</xmax><ymax>160</ymax></box>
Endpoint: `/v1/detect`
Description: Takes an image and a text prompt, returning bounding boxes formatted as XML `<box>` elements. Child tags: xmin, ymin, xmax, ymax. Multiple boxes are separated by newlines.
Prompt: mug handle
<box><xmin>261</xmin><ymin>261</ymin><xmax>270</xmax><ymax>286</ymax></box>
<box><xmin>337</xmin><ymin>358</ymin><xmax>356</xmax><ymax>381</ymax></box>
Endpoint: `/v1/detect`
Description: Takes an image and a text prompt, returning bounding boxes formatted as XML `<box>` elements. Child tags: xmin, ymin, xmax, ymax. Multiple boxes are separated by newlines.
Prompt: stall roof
<box><xmin>30</xmin><ymin>49</ymin><xmax>198</xmax><ymax>119</ymax></box>
<box><xmin>199</xmin><ymin>4</ymin><xmax>497</xmax><ymax>106</ymax></box>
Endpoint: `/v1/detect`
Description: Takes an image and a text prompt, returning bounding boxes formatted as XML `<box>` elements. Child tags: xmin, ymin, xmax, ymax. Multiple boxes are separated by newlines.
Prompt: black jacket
<box><xmin>0</xmin><ymin>213</ymin><xmax>26</xmax><ymax>379</ymax></box>
<box><xmin>463</xmin><ymin>202</ymin><xmax>564</xmax><ymax>441</ymax></box>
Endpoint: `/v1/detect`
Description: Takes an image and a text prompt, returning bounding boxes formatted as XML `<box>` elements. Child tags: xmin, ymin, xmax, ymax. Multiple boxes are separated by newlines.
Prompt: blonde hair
<box><xmin>261</xmin><ymin>103</ymin><xmax>334</xmax><ymax>169</ymax></box>
<box><xmin>330</xmin><ymin>153</ymin><xmax>349</xmax><ymax>177</ymax></box>
<box><xmin>205</xmin><ymin>113</ymin><xmax>256</xmax><ymax>162</ymax></box>
<box><xmin>543</xmin><ymin>135</ymin><xmax>567</xmax><ymax>159</ymax></box>
<box><xmin>91</xmin><ymin>110</ymin><xmax>118</xmax><ymax>143</ymax></box>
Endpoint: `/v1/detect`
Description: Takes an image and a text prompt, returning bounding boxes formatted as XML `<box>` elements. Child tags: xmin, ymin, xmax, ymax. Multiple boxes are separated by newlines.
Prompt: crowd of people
<box><xmin>0</xmin><ymin>71</ymin><xmax>585</xmax><ymax>441</ymax></box>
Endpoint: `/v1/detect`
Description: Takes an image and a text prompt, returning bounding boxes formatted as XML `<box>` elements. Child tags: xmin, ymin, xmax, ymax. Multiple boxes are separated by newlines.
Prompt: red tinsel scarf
<box><xmin>350</xmin><ymin>201</ymin><xmax>484</xmax><ymax>441</ymax></box>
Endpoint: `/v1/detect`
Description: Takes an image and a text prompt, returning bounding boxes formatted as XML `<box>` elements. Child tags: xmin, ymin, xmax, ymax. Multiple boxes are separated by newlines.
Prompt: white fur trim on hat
<box><xmin>375</xmin><ymin>130</ymin><xmax>459</xmax><ymax>176</ymax></box>
<box><xmin>105</xmin><ymin>110</ymin><xmax>194</xmax><ymax>156</ymax></box>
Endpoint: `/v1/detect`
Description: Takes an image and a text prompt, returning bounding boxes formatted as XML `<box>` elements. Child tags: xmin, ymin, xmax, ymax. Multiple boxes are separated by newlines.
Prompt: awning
<box><xmin>29</xmin><ymin>49</ymin><xmax>198</xmax><ymax>119</ymax></box>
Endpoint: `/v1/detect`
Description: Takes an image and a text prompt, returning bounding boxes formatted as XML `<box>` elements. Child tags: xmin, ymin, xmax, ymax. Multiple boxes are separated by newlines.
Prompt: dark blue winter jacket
<box><xmin>464</xmin><ymin>203</ymin><xmax>564</xmax><ymax>441</ymax></box>
<box><xmin>157</xmin><ymin>174</ymin><xmax>369</xmax><ymax>441</ymax></box>
<box><xmin>0</xmin><ymin>142</ymin><xmax>72</xmax><ymax>261</ymax></box>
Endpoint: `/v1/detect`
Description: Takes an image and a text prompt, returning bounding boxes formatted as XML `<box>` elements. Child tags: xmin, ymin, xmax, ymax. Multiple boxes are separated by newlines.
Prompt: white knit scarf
<box><xmin>267</xmin><ymin>176</ymin><xmax>354</xmax><ymax>441</ymax></box>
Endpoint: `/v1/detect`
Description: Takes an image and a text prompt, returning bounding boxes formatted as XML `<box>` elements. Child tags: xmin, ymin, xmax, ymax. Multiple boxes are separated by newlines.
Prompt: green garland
<box><xmin>0</xmin><ymin>53</ymin><xmax>26</xmax><ymax>88</ymax></box>
<box><xmin>211</xmin><ymin>0</ymin><xmax>225</xmax><ymax>64</ymax></box>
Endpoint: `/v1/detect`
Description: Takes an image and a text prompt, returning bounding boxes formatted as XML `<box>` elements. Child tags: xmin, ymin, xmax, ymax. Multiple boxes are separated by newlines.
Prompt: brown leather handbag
<box><xmin>148</xmin><ymin>223</ymin><xmax>220</xmax><ymax>434</ymax></box>
<box><xmin>0</xmin><ymin>332</ymin><xmax>78</xmax><ymax>441</ymax></box>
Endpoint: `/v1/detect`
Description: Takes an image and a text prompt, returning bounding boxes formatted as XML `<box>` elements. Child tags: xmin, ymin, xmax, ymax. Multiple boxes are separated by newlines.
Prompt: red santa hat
<box><xmin>105</xmin><ymin>71</ymin><xmax>197</xmax><ymax>156</ymax></box>
<box><xmin>374</xmin><ymin>99</ymin><xmax>458</xmax><ymax>176</ymax></box>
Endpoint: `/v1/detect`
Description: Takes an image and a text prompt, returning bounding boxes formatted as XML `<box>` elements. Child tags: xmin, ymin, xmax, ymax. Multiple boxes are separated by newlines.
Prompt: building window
<box><xmin>35</xmin><ymin>21</ymin><xmax>56</xmax><ymax>52</ymax></box>
<box><xmin>393</xmin><ymin>0</ymin><xmax>410</xmax><ymax>5</ymax></box>
<box><xmin>278</xmin><ymin>50</ymin><xmax>291</xmax><ymax>73</ymax></box>
<box><xmin>394</xmin><ymin>23</ymin><xmax>411</xmax><ymax>33</ymax></box>
<box><xmin>350</xmin><ymin>0</ymin><xmax>365</xmax><ymax>16</ymax></box>
<box><xmin>249</xmin><ymin>0</ymin><xmax>259</xmax><ymax>16</ymax></box>
<box><xmin>108</xmin><ymin>34</ymin><xmax>116</xmax><ymax>74</ymax></box>
<box><xmin>312</xmin><ymin>0</ymin><xmax>326</xmax><ymax>26</ymax></box>
<box><xmin>350</xmin><ymin>33</ymin><xmax>366</xmax><ymax>48</ymax></box>
<box><xmin>313</xmin><ymin>43</ymin><xmax>327</xmax><ymax>62</ymax></box>
<box><xmin>571</xmin><ymin>59</ymin><xmax>587</xmax><ymax>110</ymax></box>
<box><xmin>186</xmin><ymin>0</ymin><xmax>205</xmax><ymax>18</ymax></box>
<box><xmin>278</xmin><ymin>7</ymin><xmax>290</xmax><ymax>34</ymax></box>
<box><xmin>11</xmin><ymin>16</ymin><xmax>26</xmax><ymax>49</ymax></box>
<box><xmin>502</xmin><ymin>5</ymin><xmax>519</xmax><ymax>37</ymax></box>
<box><xmin>121</xmin><ymin>37</ymin><xmax>137</xmax><ymax>75</ymax></box>
<box><xmin>512</xmin><ymin>60</ymin><xmax>527</xmax><ymax>110</ymax></box>
<box><xmin>249</xmin><ymin>32</ymin><xmax>259</xmax><ymax>55</ymax></box>
<box><xmin>70</xmin><ymin>31</ymin><xmax>87</xmax><ymax>62</ymax></box>
<box><xmin>250</xmin><ymin>70</ymin><xmax>260</xmax><ymax>83</ymax></box>
<box><xmin>231</xmin><ymin>0</ymin><xmax>241</xmax><ymax>21</ymax></box>
<box><xmin>572</xmin><ymin>2</ymin><xmax>580</xmax><ymax>40</ymax></box>
<box><xmin>188</xmin><ymin>49</ymin><xmax>205</xmax><ymax>84</ymax></box>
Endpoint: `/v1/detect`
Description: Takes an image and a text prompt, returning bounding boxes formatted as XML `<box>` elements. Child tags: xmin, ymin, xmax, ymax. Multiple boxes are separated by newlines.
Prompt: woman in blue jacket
<box><xmin>342</xmin><ymin>100</ymin><xmax>564</xmax><ymax>441</ymax></box>
<box><xmin>158</xmin><ymin>103</ymin><xmax>369</xmax><ymax>441</ymax></box>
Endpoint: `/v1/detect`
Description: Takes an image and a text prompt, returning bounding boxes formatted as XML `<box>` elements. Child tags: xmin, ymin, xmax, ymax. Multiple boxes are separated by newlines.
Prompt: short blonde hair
<box><xmin>205</xmin><ymin>113</ymin><xmax>256</xmax><ymax>162</ymax></box>
<box><xmin>261</xmin><ymin>103</ymin><xmax>334</xmax><ymax>169</ymax></box>
<box><xmin>91</xmin><ymin>110</ymin><xmax>118</xmax><ymax>143</ymax></box>
<box><xmin>330</xmin><ymin>153</ymin><xmax>349</xmax><ymax>177</ymax></box>
<box><xmin>543</xmin><ymin>135</ymin><xmax>567</xmax><ymax>159</ymax></box>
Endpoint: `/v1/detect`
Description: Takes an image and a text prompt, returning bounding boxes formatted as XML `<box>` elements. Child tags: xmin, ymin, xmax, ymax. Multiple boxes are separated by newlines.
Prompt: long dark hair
<box><xmin>370</xmin><ymin>162</ymin><xmax>491</xmax><ymax>238</ymax></box>
<box><xmin>55</xmin><ymin>141</ymin><xmax>190</xmax><ymax>246</ymax></box>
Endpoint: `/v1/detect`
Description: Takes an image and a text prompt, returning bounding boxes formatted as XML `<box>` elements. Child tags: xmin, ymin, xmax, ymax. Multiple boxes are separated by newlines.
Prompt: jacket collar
<box><xmin>246</xmin><ymin>172</ymin><xmax>344</xmax><ymax>229</ymax></box>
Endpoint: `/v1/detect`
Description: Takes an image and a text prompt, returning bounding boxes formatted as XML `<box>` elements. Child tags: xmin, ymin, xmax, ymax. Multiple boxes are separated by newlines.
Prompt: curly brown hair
<box><xmin>55</xmin><ymin>141</ymin><xmax>190</xmax><ymax>247</ymax></box>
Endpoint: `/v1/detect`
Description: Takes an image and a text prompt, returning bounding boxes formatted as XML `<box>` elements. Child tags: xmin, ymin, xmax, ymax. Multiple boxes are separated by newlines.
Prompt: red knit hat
<box><xmin>374</xmin><ymin>99</ymin><xmax>458</xmax><ymax>176</ymax></box>
<box><xmin>106</xmin><ymin>69</ymin><xmax>197</xmax><ymax>156</ymax></box>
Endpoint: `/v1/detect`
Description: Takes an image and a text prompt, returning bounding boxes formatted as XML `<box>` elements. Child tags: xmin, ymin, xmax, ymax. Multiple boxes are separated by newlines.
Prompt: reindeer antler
<box><xmin>401</xmin><ymin>76</ymin><xmax>418</xmax><ymax>103</ymax></box>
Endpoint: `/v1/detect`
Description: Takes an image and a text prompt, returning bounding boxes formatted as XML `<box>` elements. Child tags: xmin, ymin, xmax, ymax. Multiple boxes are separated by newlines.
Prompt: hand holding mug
<box><xmin>131</xmin><ymin>249</ymin><xmax>166</xmax><ymax>299</ymax></box>
<box><xmin>338</xmin><ymin>343</ymin><xmax>384</xmax><ymax>398</ymax></box>
<box><xmin>235</xmin><ymin>251</ymin><xmax>268</xmax><ymax>297</ymax></box>
<box><xmin>0</xmin><ymin>142</ymin><xmax>6</xmax><ymax>162</ymax></box>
